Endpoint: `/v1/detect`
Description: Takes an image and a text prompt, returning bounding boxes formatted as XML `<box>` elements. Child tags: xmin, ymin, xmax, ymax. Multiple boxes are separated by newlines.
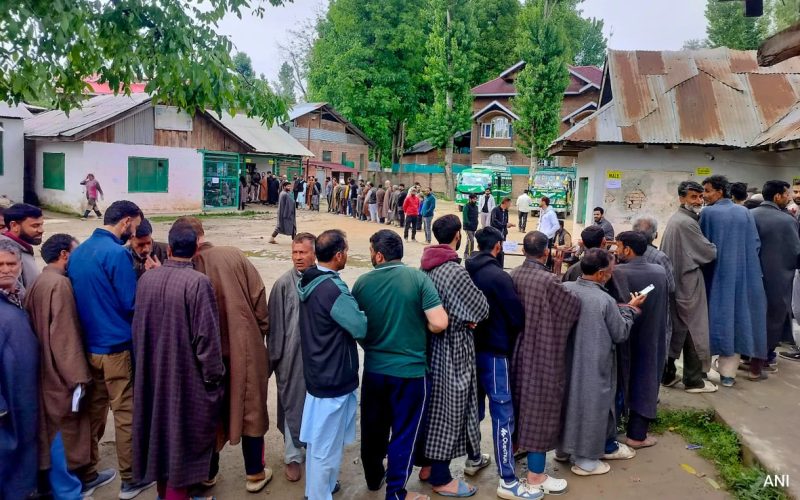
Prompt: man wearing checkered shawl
<box><xmin>419</xmin><ymin>215</ymin><xmax>489</xmax><ymax>496</ymax></box>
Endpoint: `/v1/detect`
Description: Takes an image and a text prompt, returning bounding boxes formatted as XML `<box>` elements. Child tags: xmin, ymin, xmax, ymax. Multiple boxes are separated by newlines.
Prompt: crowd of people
<box><xmin>1</xmin><ymin>172</ymin><xmax>799</xmax><ymax>500</ymax></box>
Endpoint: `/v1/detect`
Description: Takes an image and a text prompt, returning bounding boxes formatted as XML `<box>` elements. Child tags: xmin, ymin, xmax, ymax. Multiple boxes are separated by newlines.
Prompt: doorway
<box><xmin>577</xmin><ymin>177</ymin><xmax>589</xmax><ymax>224</ymax></box>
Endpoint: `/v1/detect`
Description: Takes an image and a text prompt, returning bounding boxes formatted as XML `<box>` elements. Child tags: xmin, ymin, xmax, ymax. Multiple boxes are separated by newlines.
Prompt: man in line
<box><xmin>382</xmin><ymin>181</ymin><xmax>393</xmax><ymax>224</ymax></box>
<box><xmin>184</xmin><ymin>217</ymin><xmax>272</xmax><ymax>493</ymax></box>
<box><xmin>491</xmin><ymin>197</ymin><xmax>514</xmax><ymax>267</ymax></box>
<box><xmin>268</xmin><ymin>172</ymin><xmax>280</xmax><ymax>206</ymax></box>
<box><xmin>368</xmin><ymin>182</ymin><xmax>379</xmax><ymax>223</ymax></box>
<box><xmin>0</xmin><ymin>240</ymin><xmax>40</xmax><ymax>499</ymax></box>
<box><xmin>510</xmin><ymin>231</ymin><xmax>580</xmax><ymax>495</ymax></box>
<box><xmin>349</xmin><ymin>178</ymin><xmax>358</xmax><ymax>216</ymax></box>
<box><xmin>403</xmin><ymin>189</ymin><xmax>421</xmax><ymax>242</ymax></box>
<box><xmin>478</xmin><ymin>187</ymin><xmax>496</xmax><ymax>228</ymax></box>
<box><xmin>536</xmin><ymin>196</ymin><xmax>559</xmax><ymax>242</ymax></box>
<box><xmin>357</xmin><ymin>181</ymin><xmax>367</xmax><ymax>220</ymax></box>
<box><xmin>271</xmin><ymin>181</ymin><xmax>297</xmax><ymax>244</ymax></box>
<box><xmin>268</xmin><ymin>233</ymin><xmax>317</xmax><ymax>482</ymax></box>
<box><xmin>613</xmin><ymin>231</ymin><xmax>669</xmax><ymax>448</ymax></box>
<box><xmin>132</xmin><ymin>223</ymin><xmax>224</xmax><ymax>500</ymax></box>
<box><xmin>298</xmin><ymin>230</ymin><xmax>367</xmax><ymax>500</ymax></box>
<box><xmin>700</xmin><ymin>175</ymin><xmax>767</xmax><ymax>386</ymax></box>
<box><xmin>377</xmin><ymin>182</ymin><xmax>387</xmax><ymax>223</ymax></box>
<box><xmin>25</xmin><ymin>235</ymin><xmax>98</xmax><ymax>498</ymax></box>
<box><xmin>353</xmin><ymin>230</ymin><xmax>448</xmax><ymax>500</ymax></box>
<box><xmin>466</xmin><ymin>228</ymin><xmax>536</xmax><ymax>499</ymax></box>
<box><xmin>388</xmin><ymin>185</ymin><xmax>400</xmax><ymax>226</ymax></box>
<box><xmin>419</xmin><ymin>215</ymin><xmax>489</xmax><ymax>496</ymax></box>
<box><xmin>421</xmin><ymin>187</ymin><xmax>437</xmax><ymax>245</ymax></box>
<box><xmin>560</xmin><ymin>249</ymin><xmax>643</xmax><ymax>476</ymax></box>
<box><xmin>659</xmin><ymin>182</ymin><xmax>718</xmax><ymax>393</ymax></box>
<box><xmin>752</xmin><ymin>180</ymin><xmax>800</xmax><ymax>374</ymax></box>
<box><xmin>128</xmin><ymin>218</ymin><xmax>169</xmax><ymax>279</ymax></box>
<box><xmin>462</xmin><ymin>193</ymin><xmax>479</xmax><ymax>259</ymax></box>
<box><xmin>516</xmin><ymin>190</ymin><xmax>532</xmax><ymax>233</ymax></box>
<box><xmin>68</xmin><ymin>200</ymin><xmax>153</xmax><ymax>498</ymax></box>
<box><xmin>0</xmin><ymin>203</ymin><xmax>44</xmax><ymax>291</ymax></box>
<box><xmin>80</xmin><ymin>173</ymin><xmax>104</xmax><ymax>220</ymax></box>
<box><xmin>592</xmin><ymin>207</ymin><xmax>615</xmax><ymax>240</ymax></box>
<box><xmin>396</xmin><ymin>184</ymin><xmax>408</xmax><ymax>228</ymax></box>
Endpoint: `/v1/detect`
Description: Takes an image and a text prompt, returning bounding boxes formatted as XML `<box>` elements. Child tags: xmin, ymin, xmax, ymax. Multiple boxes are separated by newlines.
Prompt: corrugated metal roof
<box><xmin>213</xmin><ymin>112</ymin><xmax>313</xmax><ymax>157</ymax></box>
<box><xmin>24</xmin><ymin>93</ymin><xmax>151</xmax><ymax>139</ymax></box>
<box><xmin>551</xmin><ymin>48</ymin><xmax>800</xmax><ymax>154</ymax></box>
<box><xmin>286</xmin><ymin>102</ymin><xmax>376</xmax><ymax>147</ymax></box>
<box><xmin>0</xmin><ymin>102</ymin><xmax>33</xmax><ymax>119</ymax></box>
<box><xmin>287</xmin><ymin>102</ymin><xmax>327</xmax><ymax>121</ymax></box>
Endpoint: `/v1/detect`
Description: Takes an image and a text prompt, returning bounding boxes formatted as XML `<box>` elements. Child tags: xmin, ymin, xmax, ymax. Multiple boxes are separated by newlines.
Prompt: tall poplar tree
<box><xmin>424</xmin><ymin>0</ymin><xmax>477</xmax><ymax>199</ymax></box>
<box><xmin>706</xmin><ymin>0</ymin><xmax>768</xmax><ymax>49</ymax></box>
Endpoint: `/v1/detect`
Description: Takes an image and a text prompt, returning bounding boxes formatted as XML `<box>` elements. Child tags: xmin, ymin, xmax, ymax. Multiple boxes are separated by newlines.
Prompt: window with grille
<box><xmin>128</xmin><ymin>156</ymin><xmax>169</xmax><ymax>193</ymax></box>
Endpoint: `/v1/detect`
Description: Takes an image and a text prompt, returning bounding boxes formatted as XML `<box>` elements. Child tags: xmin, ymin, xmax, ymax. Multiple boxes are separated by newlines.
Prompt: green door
<box><xmin>202</xmin><ymin>151</ymin><xmax>241</xmax><ymax>210</ymax></box>
<box><xmin>577</xmin><ymin>177</ymin><xmax>588</xmax><ymax>224</ymax></box>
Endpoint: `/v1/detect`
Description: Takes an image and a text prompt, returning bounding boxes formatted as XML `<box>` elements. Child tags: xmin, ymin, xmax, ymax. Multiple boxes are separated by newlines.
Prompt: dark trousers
<box><xmin>361</xmin><ymin>372</ymin><xmax>429</xmax><ymax>499</ymax></box>
<box><xmin>210</xmin><ymin>435</ymin><xmax>265</xmax><ymax>478</ymax></box>
<box><xmin>626</xmin><ymin>411</ymin><xmax>651</xmax><ymax>441</ymax></box>
<box><xmin>398</xmin><ymin>210</ymin><xmax>406</xmax><ymax>227</ymax></box>
<box><xmin>662</xmin><ymin>331</ymin><xmax>704</xmax><ymax>389</ymax></box>
<box><xmin>518</xmin><ymin>212</ymin><xmax>528</xmax><ymax>232</ymax></box>
<box><xmin>404</xmin><ymin>215</ymin><xmax>418</xmax><ymax>240</ymax></box>
<box><xmin>416</xmin><ymin>215</ymin><xmax>422</xmax><ymax>230</ymax></box>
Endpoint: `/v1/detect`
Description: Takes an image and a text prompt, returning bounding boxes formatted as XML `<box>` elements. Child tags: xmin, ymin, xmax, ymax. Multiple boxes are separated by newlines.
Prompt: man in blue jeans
<box><xmin>420</xmin><ymin>188</ymin><xmax>436</xmax><ymax>244</ymax></box>
<box><xmin>465</xmin><ymin>227</ymin><xmax>542</xmax><ymax>500</ymax></box>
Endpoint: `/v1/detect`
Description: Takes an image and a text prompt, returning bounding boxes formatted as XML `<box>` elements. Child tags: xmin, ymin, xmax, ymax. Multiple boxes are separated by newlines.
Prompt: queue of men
<box><xmin>2</xmin><ymin>172</ymin><xmax>800</xmax><ymax>500</ymax></box>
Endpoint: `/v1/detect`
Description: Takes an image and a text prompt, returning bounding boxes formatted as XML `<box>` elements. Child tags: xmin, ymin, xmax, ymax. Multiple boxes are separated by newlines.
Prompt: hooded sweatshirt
<box><xmin>297</xmin><ymin>266</ymin><xmax>367</xmax><ymax>398</ymax></box>
<box><xmin>465</xmin><ymin>251</ymin><xmax>524</xmax><ymax>356</ymax></box>
<box><xmin>420</xmin><ymin>244</ymin><xmax>460</xmax><ymax>271</ymax></box>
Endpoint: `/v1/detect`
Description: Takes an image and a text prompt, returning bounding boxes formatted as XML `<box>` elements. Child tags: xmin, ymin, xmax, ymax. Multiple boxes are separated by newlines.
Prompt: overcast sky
<box><xmin>219</xmin><ymin>0</ymin><xmax>709</xmax><ymax>82</ymax></box>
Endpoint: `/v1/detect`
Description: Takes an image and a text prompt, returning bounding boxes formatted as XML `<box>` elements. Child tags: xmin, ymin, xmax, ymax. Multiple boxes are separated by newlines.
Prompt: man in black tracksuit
<box><xmin>297</xmin><ymin>230</ymin><xmax>367</xmax><ymax>500</ymax></box>
<box><xmin>462</xmin><ymin>193</ymin><xmax>479</xmax><ymax>259</ymax></box>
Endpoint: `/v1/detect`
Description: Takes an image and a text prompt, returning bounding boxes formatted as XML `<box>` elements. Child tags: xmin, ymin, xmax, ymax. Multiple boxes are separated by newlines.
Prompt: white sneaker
<box><xmin>529</xmin><ymin>475</ymin><xmax>568</xmax><ymax>495</ymax></box>
<box><xmin>602</xmin><ymin>442</ymin><xmax>636</xmax><ymax>460</ymax></box>
<box><xmin>685</xmin><ymin>379</ymin><xmax>719</xmax><ymax>394</ymax></box>
<box><xmin>463</xmin><ymin>453</ymin><xmax>491</xmax><ymax>476</ymax></box>
<box><xmin>496</xmin><ymin>479</ymin><xmax>544</xmax><ymax>500</ymax></box>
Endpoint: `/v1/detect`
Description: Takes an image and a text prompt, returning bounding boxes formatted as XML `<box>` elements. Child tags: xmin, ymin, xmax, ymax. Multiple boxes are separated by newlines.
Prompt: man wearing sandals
<box><xmin>560</xmin><ymin>249</ymin><xmax>645</xmax><ymax>476</ymax></box>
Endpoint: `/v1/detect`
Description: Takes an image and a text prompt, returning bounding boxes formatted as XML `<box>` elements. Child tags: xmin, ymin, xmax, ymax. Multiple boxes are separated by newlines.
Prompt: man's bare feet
<box><xmin>285</xmin><ymin>461</ymin><xmax>301</xmax><ymax>482</ymax></box>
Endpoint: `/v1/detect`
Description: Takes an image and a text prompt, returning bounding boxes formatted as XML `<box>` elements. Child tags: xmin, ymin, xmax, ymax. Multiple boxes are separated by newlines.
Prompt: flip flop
<box><xmin>434</xmin><ymin>480</ymin><xmax>477</xmax><ymax>498</ymax></box>
<box><xmin>627</xmin><ymin>436</ymin><xmax>658</xmax><ymax>449</ymax></box>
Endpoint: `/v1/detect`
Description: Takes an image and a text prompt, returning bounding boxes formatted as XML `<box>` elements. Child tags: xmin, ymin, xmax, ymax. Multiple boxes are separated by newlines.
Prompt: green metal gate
<box><xmin>202</xmin><ymin>151</ymin><xmax>241</xmax><ymax>210</ymax></box>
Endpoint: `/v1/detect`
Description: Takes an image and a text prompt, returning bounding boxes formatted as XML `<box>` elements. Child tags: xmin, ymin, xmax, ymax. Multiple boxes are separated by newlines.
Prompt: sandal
<box><xmin>626</xmin><ymin>436</ymin><xmax>658</xmax><ymax>449</ymax></box>
<box><xmin>433</xmin><ymin>480</ymin><xmax>477</xmax><ymax>498</ymax></box>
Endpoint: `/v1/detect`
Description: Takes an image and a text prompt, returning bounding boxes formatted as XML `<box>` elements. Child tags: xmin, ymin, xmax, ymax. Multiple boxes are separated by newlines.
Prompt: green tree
<box><xmin>1</xmin><ymin>0</ymin><xmax>288</xmax><ymax>125</ymax></box>
<box><xmin>424</xmin><ymin>0</ymin><xmax>477</xmax><ymax>199</ymax></box>
<box><xmin>472</xmin><ymin>0</ymin><xmax>522</xmax><ymax>82</ymax></box>
<box><xmin>273</xmin><ymin>61</ymin><xmax>297</xmax><ymax>104</ymax></box>
<box><xmin>571</xmin><ymin>16</ymin><xmax>607</xmax><ymax>66</ymax></box>
<box><xmin>770</xmin><ymin>0</ymin><xmax>800</xmax><ymax>31</ymax></box>
<box><xmin>683</xmin><ymin>38</ymin><xmax>711</xmax><ymax>50</ymax></box>
<box><xmin>233</xmin><ymin>51</ymin><xmax>255</xmax><ymax>80</ymax></box>
<box><xmin>706</xmin><ymin>0</ymin><xmax>769</xmax><ymax>50</ymax></box>
<box><xmin>512</xmin><ymin>0</ymin><xmax>571</xmax><ymax>176</ymax></box>
<box><xmin>308</xmin><ymin>0</ymin><xmax>429</xmax><ymax>166</ymax></box>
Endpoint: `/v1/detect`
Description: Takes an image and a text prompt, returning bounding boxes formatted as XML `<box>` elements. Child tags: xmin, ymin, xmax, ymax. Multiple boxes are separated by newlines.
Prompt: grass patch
<box><xmin>652</xmin><ymin>409</ymin><xmax>787</xmax><ymax>500</ymax></box>
<box><xmin>149</xmin><ymin>210</ymin><xmax>263</xmax><ymax>222</ymax></box>
<box><xmin>41</xmin><ymin>203</ymin><xmax>82</xmax><ymax>217</ymax></box>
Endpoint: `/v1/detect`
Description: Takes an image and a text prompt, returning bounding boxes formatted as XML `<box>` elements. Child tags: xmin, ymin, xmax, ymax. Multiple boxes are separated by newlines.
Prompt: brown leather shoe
<box><xmin>285</xmin><ymin>462</ymin><xmax>302</xmax><ymax>482</ymax></box>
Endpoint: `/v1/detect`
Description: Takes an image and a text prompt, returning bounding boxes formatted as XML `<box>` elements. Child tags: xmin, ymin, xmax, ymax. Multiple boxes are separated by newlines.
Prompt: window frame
<box><xmin>491</xmin><ymin>117</ymin><xmax>510</xmax><ymax>139</ymax></box>
<box><xmin>322</xmin><ymin>150</ymin><xmax>332</xmax><ymax>162</ymax></box>
<box><xmin>128</xmin><ymin>156</ymin><xmax>169</xmax><ymax>193</ymax></box>
<box><xmin>42</xmin><ymin>152</ymin><xmax>66</xmax><ymax>190</ymax></box>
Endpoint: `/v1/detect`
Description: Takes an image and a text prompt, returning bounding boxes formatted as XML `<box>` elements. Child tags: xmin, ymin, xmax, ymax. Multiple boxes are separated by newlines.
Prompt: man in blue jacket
<box><xmin>421</xmin><ymin>187</ymin><xmax>437</xmax><ymax>244</ymax></box>
<box><xmin>68</xmin><ymin>200</ymin><xmax>154</xmax><ymax>499</ymax></box>
<box><xmin>297</xmin><ymin>229</ymin><xmax>367</xmax><ymax>500</ymax></box>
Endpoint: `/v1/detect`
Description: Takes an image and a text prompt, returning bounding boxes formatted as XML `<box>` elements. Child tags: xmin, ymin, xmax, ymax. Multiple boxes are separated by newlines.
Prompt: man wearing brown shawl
<box><xmin>177</xmin><ymin>216</ymin><xmax>272</xmax><ymax>493</ymax></box>
<box><xmin>510</xmin><ymin>231</ymin><xmax>580</xmax><ymax>495</ymax></box>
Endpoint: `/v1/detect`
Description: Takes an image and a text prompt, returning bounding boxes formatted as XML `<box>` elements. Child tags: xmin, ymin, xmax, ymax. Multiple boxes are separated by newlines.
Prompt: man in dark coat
<box><xmin>128</xmin><ymin>218</ymin><xmax>169</xmax><ymax>279</ymax></box>
<box><xmin>752</xmin><ymin>180</ymin><xmax>800</xmax><ymax>374</ymax></box>
<box><xmin>267</xmin><ymin>173</ymin><xmax>280</xmax><ymax>205</ymax></box>
<box><xmin>491</xmin><ymin>197</ymin><xmax>515</xmax><ymax>268</ymax></box>
<box><xmin>510</xmin><ymin>231</ymin><xmax>580</xmax><ymax>495</ymax></box>
<box><xmin>132</xmin><ymin>223</ymin><xmax>225</xmax><ymax>499</ymax></box>
<box><xmin>271</xmin><ymin>181</ymin><xmax>297</xmax><ymax>244</ymax></box>
<box><xmin>0</xmin><ymin>240</ymin><xmax>40</xmax><ymax>500</ymax></box>
<box><xmin>462</xmin><ymin>194</ymin><xmax>479</xmax><ymax>259</ymax></box>
<box><xmin>613</xmin><ymin>231</ymin><xmax>669</xmax><ymax>449</ymax></box>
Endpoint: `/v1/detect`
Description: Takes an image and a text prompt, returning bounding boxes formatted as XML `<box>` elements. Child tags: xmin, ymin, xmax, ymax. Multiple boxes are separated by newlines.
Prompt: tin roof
<box><xmin>472</xmin><ymin>63</ymin><xmax>602</xmax><ymax>96</ymax></box>
<box><xmin>0</xmin><ymin>102</ymin><xmax>33</xmax><ymax>120</ymax></box>
<box><xmin>550</xmin><ymin>48</ymin><xmax>800</xmax><ymax>155</ymax></box>
<box><xmin>287</xmin><ymin>102</ymin><xmax>376</xmax><ymax>147</ymax></box>
<box><xmin>211</xmin><ymin>112</ymin><xmax>313</xmax><ymax>157</ymax></box>
<box><xmin>24</xmin><ymin>93</ymin><xmax>152</xmax><ymax>139</ymax></box>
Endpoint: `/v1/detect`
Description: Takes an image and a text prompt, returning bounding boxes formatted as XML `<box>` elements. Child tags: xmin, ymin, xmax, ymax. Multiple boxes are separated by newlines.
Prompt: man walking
<box><xmin>268</xmin><ymin>233</ymin><xmax>317</xmax><ymax>482</ymax></box>
<box><xmin>420</xmin><ymin>187</ymin><xmax>436</xmax><ymax>244</ymax></box>
<box><xmin>516</xmin><ymin>190</ymin><xmax>532</xmax><ymax>233</ymax></box>
<box><xmin>403</xmin><ymin>189</ymin><xmax>421</xmax><ymax>242</ymax></box>
<box><xmin>509</xmin><ymin>231</ymin><xmax>580</xmax><ymax>495</ymax></box>
<box><xmin>297</xmin><ymin>230</ymin><xmax>367</xmax><ymax>500</ymax></box>
<box><xmin>0</xmin><ymin>203</ymin><xmax>44</xmax><ymax>291</ymax></box>
<box><xmin>132</xmin><ymin>223</ymin><xmax>224</xmax><ymax>500</ymax></box>
<box><xmin>659</xmin><ymin>182</ymin><xmax>718</xmax><ymax>393</ymax></box>
<box><xmin>536</xmin><ymin>196</ymin><xmax>559</xmax><ymax>242</ymax></box>
<box><xmin>752</xmin><ymin>180</ymin><xmax>800</xmax><ymax>374</ymax></box>
<box><xmin>25</xmin><ymin>234</ymin><xmax>100</xmax><ymax>498</ymax></box>
<box><xmin>466</xmin><ymin>227</ymin><xmax>541</xmax><ymax>499</ymax></box>
<box><xmin>478</xmin><ymin>187</ymin><xmax>496</xmax><ymax>228</ymax></box>
<box><xmin>127</xmin><ymin>218</ymin><xmax>168</xmax><ymax>279</ymax></box>
<box><xmin>80</xmin><ymin>173</ymin><xmax>104</xmax><ymax>220</ymax></box>
<box><xmin>353</xmin><ymin>230</ymin><xmax>448</xmax><ymax>500</ymax></box>
<box><xmin>183</xmin><ymin>217</ymin><xmax>272</xmax><ymax>493</ymax></box>
<box><xmin>462</xmin><ymin>193</ymin><xmax>479</xmax><ymax>259</ymax></box>
<box><xmin>700</xmin><ymin>175</ymin><xmax>766</xmax><ymax>386</ymax></box>
<box><xmin>68</xmin><ymin>200</ymin><xmax>154</xmax><ymax>498</ymax></box>
<box><xmin>419</xmin><ymin>215</ymin><xmax>489</xmax><ymax>496</ymax></box>
<box><xmin>271</xmin><ymin>181</ymin><xmax>297</xmax><ymax>244</ymax></box>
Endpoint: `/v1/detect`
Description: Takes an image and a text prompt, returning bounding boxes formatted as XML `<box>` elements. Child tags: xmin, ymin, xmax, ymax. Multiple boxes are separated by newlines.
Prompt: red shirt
<box><xmin>402</xmin><ymin>194</ymin><xmax>420</xmax><ymax>216</ymax></box>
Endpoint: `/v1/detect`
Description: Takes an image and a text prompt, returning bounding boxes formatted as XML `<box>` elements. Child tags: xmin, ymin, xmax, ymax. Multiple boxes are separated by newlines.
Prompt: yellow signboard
<box><xmin>606</xmin><ymin>170</ymin><xmax>622</xmax><ymax>180</ymax></box>
<box><xmin>695</xmin><ymin>167</ymin><xmax>712</xmax><ymax>176</ymax></box>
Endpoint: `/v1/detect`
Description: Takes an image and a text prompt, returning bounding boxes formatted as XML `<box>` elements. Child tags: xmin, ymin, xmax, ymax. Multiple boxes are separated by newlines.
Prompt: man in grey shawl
<box><xmin>752</xmin><ymin>180</ymin><xmax>800</xmax><ymax>372</ymax></box>
<box><xmin>270</xmin><ymin>181</ymin><xmax>297</xmax><ymax>244</ymax></box>
<box><xmin>267</xmin><ymin>233</ymin><xmax>317</xmax><ymax>482</ymax></box>
<box><xmin>419</xmin><ymin>214</ymin><xmax>489</xmax><ymax>497</ymax></box>
<box><xmin>560</xmin><ymin>248</ymin><xmax>645</xmax><ymax>476</ymax></box>
<box><xmin>659</xmin><ymin>181</ymin><xmax>718</xmax><ymax>393</ymax></box>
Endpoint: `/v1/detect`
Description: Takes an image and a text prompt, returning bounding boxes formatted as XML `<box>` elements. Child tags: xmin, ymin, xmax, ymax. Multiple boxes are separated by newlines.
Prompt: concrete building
<box><xmin>0</xmin><ymin>103</ymin><xmax>33</xmax><ymax>202</ymax></box>
<box><xmin>550</xmin><ymin>48</ymin><xmax>800</xmax><ymax>231</ymax></box>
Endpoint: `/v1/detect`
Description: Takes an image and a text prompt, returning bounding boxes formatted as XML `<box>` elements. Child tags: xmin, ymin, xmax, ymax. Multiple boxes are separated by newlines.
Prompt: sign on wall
<box><xmin>695</xmin><ymin>166</ymin><xmax>713</xmax><ymax>176</ymax></box>
<box><xmin>606</xmin><ymin>170</ymin><xmax>622</xmax><ymax>189</ymax></box>
<box><xmin>154</xmin><ymin>105</ymin><xmax>193</xmax><ymax>131</ymax></box>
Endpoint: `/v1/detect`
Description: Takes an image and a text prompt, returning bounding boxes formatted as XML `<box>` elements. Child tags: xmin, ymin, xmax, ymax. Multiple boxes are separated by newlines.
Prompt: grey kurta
<box><xmin>752</xmin><ymin>202</ymin><xmax>800</xmax><ymax>350</ymax></box>
<box><xmin>267</xmin><ymin>269</ymin><xmax>306</xmax><ymax>447</ymax></box>
<box><xmin>560</xmin><ymin>279</ymin><xmax>638</xmax><ymax>459</ymax></box>
<box><xmin>660</xmin><ymin>207</ymin><xmax>717</xmax><ymax>371</ymax></box>
<box><xmin>275</xmin><ymin>190</ymin><xmax>296</xmax><ymax>236</ymax></box>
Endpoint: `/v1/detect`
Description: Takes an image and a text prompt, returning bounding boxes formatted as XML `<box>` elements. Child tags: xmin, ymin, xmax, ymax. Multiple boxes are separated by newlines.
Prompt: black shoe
<box><xmin>367</xmin><ymin>476</ymin><xmax>386</xmax><ymax>492</ymax></box>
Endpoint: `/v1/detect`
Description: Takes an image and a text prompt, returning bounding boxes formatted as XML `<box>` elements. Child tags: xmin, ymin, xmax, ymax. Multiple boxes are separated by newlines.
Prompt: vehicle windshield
<box><xmin>460</xmin><ymin>173</ymin><xmax>491</xmax><ymax>187</ymax></box>
<box><xmin>534</xmin><ymin>173</ymin><xmax>568</xmax><ymax>189</ymax></box>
